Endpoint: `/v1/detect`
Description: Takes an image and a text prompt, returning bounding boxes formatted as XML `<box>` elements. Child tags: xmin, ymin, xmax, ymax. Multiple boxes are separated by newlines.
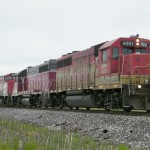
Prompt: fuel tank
<box><xmin>66</xmin><ymin>94</ymin><xmax>96</xmax><ymax>107</ymax></box>
<box><xmin>21</xmin><ymin>95</ymin><xmax>31</xmax><ymax>106</ymax></box>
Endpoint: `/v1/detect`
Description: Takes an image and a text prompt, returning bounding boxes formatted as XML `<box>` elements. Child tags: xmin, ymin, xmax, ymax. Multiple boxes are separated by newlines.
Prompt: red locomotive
<box><xmin>0</xmin><ymin>35</ymin><xmax>150</xmax><ymax>112</ymax></box>
<box><xmin>0</xmin><ymin>60</ymin><xmax>56</xmax><ymax>107</ymax></box>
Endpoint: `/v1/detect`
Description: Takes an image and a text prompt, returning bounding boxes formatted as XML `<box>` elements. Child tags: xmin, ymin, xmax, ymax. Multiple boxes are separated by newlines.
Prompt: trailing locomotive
<box><xmin>0</xmin><ymin>35</ymin><xmax>150</xmax><ymax>112</ymax></box>
<box><xmin>0</xmin><ymin>60</ymin><xmax>57</xmax><ymax>107</ymax></box>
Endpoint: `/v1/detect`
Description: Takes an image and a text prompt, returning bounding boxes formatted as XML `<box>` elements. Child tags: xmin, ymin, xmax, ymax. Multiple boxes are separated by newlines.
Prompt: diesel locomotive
<box><xmin>0</xmin><ymin>35</ymin><xmax>150</xmax><ymax>112</ymax></box>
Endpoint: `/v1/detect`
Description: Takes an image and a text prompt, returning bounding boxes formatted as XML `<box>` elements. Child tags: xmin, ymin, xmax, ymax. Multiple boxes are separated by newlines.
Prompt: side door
<box><xmin>111</xmin><ymin>47</ymin><xmax>119</xmax><ymax>73</ymax></box>
<box><xmin>98</xmin><ymin>48</ymin><xmax>109</xmax><ymax>75</ymax></box>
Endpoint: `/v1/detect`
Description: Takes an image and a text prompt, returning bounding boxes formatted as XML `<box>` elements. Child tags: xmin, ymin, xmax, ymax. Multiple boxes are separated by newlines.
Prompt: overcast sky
<box><xmin>0</xmin><ymin>0</ymin><xmax>150</xmax><ymax>75</ymax></box>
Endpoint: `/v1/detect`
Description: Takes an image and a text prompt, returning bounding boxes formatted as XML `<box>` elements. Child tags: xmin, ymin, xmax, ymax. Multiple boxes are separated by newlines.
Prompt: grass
<box><xmin>0</xmin><ymin>118</ymin><xmax>130</xmax><ymax>150</ymax></box>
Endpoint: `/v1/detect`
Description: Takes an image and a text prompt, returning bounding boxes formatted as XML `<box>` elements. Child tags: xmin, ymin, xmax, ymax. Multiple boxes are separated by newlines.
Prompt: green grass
<box><xmin>0</xmin><ymin>118</ymin><xmax>130</xmax><ymax>150</ymax></box>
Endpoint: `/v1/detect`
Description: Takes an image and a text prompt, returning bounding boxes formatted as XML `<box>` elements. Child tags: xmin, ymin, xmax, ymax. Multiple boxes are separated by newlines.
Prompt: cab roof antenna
<box><xmin>130</xmin><ymin>34</ymin><xmax>139</xmax><ymax>38</ymax></box>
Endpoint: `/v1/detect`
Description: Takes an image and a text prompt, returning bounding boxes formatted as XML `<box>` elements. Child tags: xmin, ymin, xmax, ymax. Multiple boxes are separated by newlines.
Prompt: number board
<box><xmin>121</xmin><ymin>41</ymin><xmax>134</xmax><ymax>47</ymax></box>
<box><xmin>140</xmin><ymin>42</ymin><xmax>148</xmax><ymax>47</ymax></box>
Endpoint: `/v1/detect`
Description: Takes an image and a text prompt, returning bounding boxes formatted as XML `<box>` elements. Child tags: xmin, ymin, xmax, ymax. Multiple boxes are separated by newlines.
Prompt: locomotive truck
<box><xmin>0</xmin><ymin>35</ymin><xmax>150</xmax><ymax>112</ymax></box>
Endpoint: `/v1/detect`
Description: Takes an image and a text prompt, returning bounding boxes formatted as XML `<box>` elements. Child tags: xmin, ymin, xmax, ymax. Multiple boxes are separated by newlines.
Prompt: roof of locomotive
<box><xmin>57</xmin><ymin>42</ymin><xmax>106</xmax><ymax>61</ymax></box>
<box><xmin>72</xmin><ymin>42</ymin><xmax>106</xmax><ymax>59</ymax></box>
<box><xmin>27</xmin><ymin>59</ymin><xmax>57</xmax><ymax>75</ymax></box>
<box><xmin>72</xmin><ymin>47</ymin><xmax>94</xmax><ymax>59</ymax></box>
<box><xmin>99</xmin><ymin>39</ymin><xmax>118</xmax><ymax>50</ymax></box>
<box><xmin>17</xmin><ymin>69</ymin><xmax>27</xmax><ymax>77</ymax></box>
<box><xmin>57</xmin><ymin>51</ymin><xmax>79</xmax><ymax>61</ymax></box>
<box><xmin>4</xmin><ymin>73</ymin><xmax>16</xmax><ymax>77</ymax></box>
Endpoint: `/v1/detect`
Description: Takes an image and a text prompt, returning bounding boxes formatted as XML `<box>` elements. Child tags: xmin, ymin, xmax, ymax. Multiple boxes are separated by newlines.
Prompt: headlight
<box><xmin>138</xmin><ymin>85</ymin><xmax>142</xmax><ymax>88</ymax></box>
<box><xmin>136</xmin><ymin>42</ymin><xmax>140</xmax><ymax>46</ymax></box>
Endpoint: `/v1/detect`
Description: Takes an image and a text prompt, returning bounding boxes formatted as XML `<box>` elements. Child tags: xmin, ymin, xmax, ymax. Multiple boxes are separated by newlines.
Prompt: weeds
<box><xmin>0</xmin><ymin>119</ymin><xmax>129</xmax><ymax>150</ymax></box>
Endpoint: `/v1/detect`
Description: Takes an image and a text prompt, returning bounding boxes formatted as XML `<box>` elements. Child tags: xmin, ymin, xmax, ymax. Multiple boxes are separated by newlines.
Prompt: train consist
<box><xmin>0</xmin><ymin>35</ymin><xmax>150</xmax><ymax>112</ymax></box>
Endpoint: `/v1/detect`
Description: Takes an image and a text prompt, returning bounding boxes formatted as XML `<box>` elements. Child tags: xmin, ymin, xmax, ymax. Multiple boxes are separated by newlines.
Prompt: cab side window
<box><xmin>112</xmin><ymin>47</ymin><xmax>119</xmax><ymax>59</ymax></box>
<box><xmin>102</xmin><ymin>49</ymin><xmax>107</xmax><ymax>62</ymax></box>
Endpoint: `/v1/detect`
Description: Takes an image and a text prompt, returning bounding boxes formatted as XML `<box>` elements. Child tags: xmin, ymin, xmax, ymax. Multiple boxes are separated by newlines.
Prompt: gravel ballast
<box><xmin>0</xmin><ymin>108</ymin><xmax>150</xmax><ymax>149</ymax></box>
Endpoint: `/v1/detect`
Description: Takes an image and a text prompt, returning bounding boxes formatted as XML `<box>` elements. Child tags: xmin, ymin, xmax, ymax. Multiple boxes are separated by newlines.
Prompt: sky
<box><xmin>0</xmin><ymin>0</ymin><xmax>150</xmax><ymax>75</ymax></box>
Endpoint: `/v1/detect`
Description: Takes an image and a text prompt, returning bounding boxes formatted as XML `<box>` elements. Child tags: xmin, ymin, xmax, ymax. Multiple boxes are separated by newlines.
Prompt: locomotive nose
<box><xmin>132</xmin><ymin>54</ymin><xmax>150</xmax><ymax>75</ymax></box>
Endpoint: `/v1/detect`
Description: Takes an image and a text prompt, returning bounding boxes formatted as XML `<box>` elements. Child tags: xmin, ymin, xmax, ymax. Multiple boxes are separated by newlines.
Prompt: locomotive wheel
<box><xmin>37</xmin><ymin>97</ymin><xmax>42</xmax><ymax>108</ymax></box>
<box><xmin>145</xmin><ymin>96</ymin><xmax>150</xmax><ymax>112</ymax></box>
<box><xmin>37</xmin><ymin>102</ymin><xmax>41</xmax><ymax>108</ymax></box>
<box><xmin>105</xmin><ymin>107</ymin><xmax>110</xmax><ymax>111</ymax></box>
<box><xmin>44</xmin><ymin>99</ymin><xmax>48</xmax><ymax>108</ymax></box>
<box><xmin>17</xmin><ymin>100</ymin><xmax>20</xmax><ymax>107</ymax></box>
<box><xmin>69</xmin><ymin>107</ymin><xmax>73</xmax><ymax>110</ymax></box>
<box><xmin>86</xmin><ymin>107</ymin><xmax>90</xmax><ymax>110</ymax></box>
<box><xmin>59</xmin><ymin>98</ymin><xmax>64</xmax><ymax>109</ymax></box>
<box><xmin>20</xmin><ymin>103</ymin><xmax>25</xmax><ymax>108</ymax></box>
<box><xmin>59</xmin><ymin>106</ymin><xmax>63</xmax><ymax>109</ymax></box>
<box><xmin>2</xmin><ymin>99</ymin><xmax>5</xmax><ymax>106</ymax></box>
<box><xmin>123</xmin><ymin>106</ymin><xmax>132</xmax><ymax>112</ymax></box>
<box><xmin>52</xmin><ymin>105</ymin><xmax>55</xmax><ymax>108</ymax></box>
<box><xmin>17</xmin><ymin>103</ymin><xmax>20</xmax><ymax>107</ymax></box>
<box><xmin>45</xmin><ymin>105</ymin><xmax>48</xmax><ymax>108</ymax></box>
<box><xmin>104</xmin><ymin>105</ymin><xmax>111</xmax><ymax>111</ymax></box>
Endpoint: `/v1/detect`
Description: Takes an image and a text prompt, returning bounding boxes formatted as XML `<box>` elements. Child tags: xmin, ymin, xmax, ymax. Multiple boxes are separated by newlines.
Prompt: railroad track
<box><xmin>1</xmin><ymin>105</ymin><xmax>150</xmax><ymax>117</ymax></box>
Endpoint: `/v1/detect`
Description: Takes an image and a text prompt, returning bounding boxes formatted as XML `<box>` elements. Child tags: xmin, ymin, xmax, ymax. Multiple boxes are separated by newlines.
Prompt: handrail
<box><xmin>118</xmin><ymin>54</ymin><xmax>125</xmax><ymax>76</ymax></box>
<box><xmin>118</xmin><ymin>54</ymin><xmax>125</xmax><ymax>94</ymax></box>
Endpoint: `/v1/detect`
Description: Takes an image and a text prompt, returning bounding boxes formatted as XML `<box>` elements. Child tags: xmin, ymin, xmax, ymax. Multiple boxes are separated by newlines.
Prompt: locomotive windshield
<box><xmin>122</xmin><ymin>48</ymin><xmax>133</xmax><ymax>55</ymax></box>
<box><xmin>135</xmin><ymin>49</ymin><xmax>146</xmax><ymax>54</ymax></box>
<box><xmin>122</xmin><ymin>48</ymin><xmax>147</xmax><ymax>55</ymax></box>
<box><xmin>5</xmin><ymin>75</ymin><xmax>15</xmax><ymax>81</ymax></box>
<box><xmin>49</xmin><ymin>61</ymin><xmax>57</xmax><ymax>70</ymax></box>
